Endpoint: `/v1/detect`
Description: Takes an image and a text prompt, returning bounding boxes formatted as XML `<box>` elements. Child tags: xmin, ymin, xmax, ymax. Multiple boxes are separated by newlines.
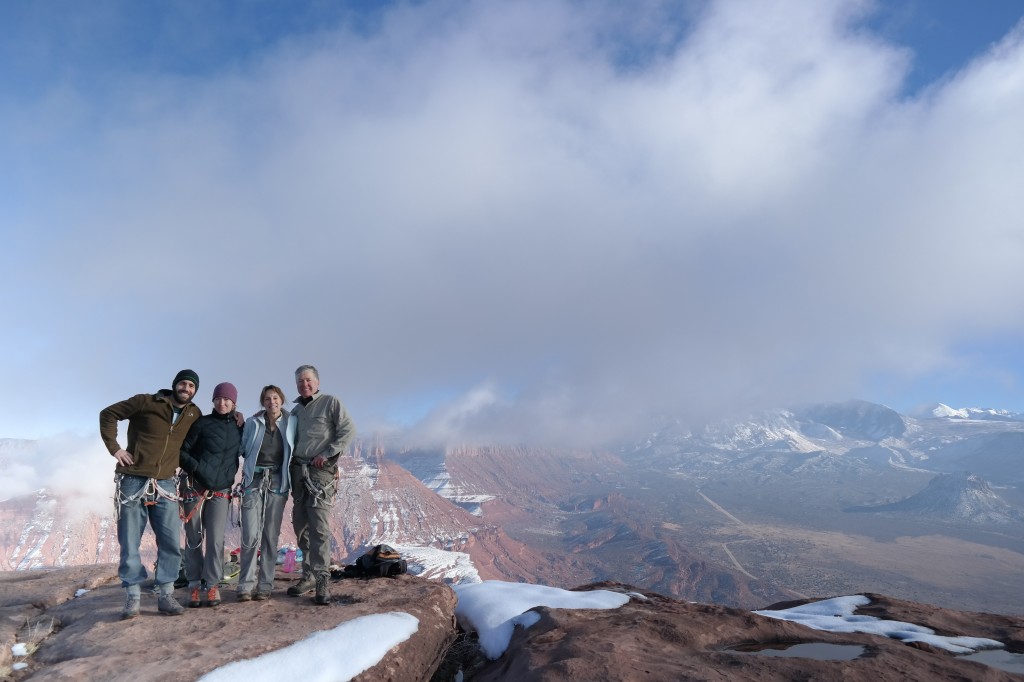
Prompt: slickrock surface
<box><xmin>5</xmin><ymin>569</ymin><xmax>1024</xmax><ymax>681</ymax></box>
<box><xmin>0</xmin><ymin>564</ymin><xmax>456</xmax><ymax>681</ymax></box>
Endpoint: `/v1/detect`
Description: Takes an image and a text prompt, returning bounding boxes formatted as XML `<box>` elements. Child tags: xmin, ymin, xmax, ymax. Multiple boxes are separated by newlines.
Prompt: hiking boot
<box><xmin>188</xmin><ymin>586</ymin><xmax>202</xmax><ymax>608</ymax></box>
<box><xmin>121</xmin><ymin>589</ymin><xmax>141</xmax><ymax>620</ymax></box>
<box><xmin>206</xmin><ymin>586</ymin><xmax>221</xmax><ymax>607</ymax></box>
<box><xmin>253</xmin><ymin>590</ymin><xmax>271</xmax><ymax>601</ymax></box>
<box><xmin>236</xmin><ymin>590</ymin><xmax>252</xmax><ymax>602</ymax></box>
<box><xmin>313</xmin><ymin>573</ymin><xmax>330</xmax><ymax>605</ymax></box>
<box><xmin>157</xmin><ymin>593</ymin><xmax>186</xmax><ymax>616</ymax></box>
<box><xmin>287</xmin><ymin>575</ymin><xmax>316</xmax><ymax>596</ymax></box>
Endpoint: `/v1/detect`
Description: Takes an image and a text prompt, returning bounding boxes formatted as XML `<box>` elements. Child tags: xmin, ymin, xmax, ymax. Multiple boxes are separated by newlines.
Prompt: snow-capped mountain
<box><xmin>630</xmin><ymin>398</ymin><xmax>1024</xmax><ymax>481</ymax></box>
<box><xmin>794</xmin><ymin>400</ymin><xmax>907</xmax><ymax>440</ymax></box>
<box><xmin>637</xmin><ymin>400</ymin><xmax>905</xmax><ymax>453</ymax></box>
<box><xmin>907</xmin><ymin>403</ymin><xmax>1020</xmax><ymax>421</ymax></box>
<box><xmin>843</xmin><ymin>472</ymin><xmax>1023</xmax><ymax>524</ymax></box>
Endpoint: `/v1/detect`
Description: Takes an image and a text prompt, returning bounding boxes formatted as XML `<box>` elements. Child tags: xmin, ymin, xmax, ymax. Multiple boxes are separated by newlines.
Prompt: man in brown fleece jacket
<box><xmin>99</xmin><ymin>369</ymin><xmax>202</xmax><ymax>620</ymax></box>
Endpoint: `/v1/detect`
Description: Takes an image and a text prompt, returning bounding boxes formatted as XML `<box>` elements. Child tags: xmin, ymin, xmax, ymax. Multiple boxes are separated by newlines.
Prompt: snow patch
<box><xmin>756</xmin><ymin>595</ymin><xmax>1004</xmax><ymax>654</ymax></box>
<box><xmin>199</xmin><ymin>612</ymin><xmax>419</xmax><ymax>681</ymax></box>
<box><xmin>454</xmin><ymin>581</ymin><xmax>630</xmax><ymax>659</ymax></box>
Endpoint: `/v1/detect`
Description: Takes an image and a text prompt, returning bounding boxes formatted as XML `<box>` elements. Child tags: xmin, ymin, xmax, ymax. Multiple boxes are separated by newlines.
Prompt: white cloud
<box><xmin>0</xmin><ymin>436</ymin><xmax>112</xmax><ymax>516</ymax></box>
<box><xmin>2</xmin><ymin>0</ymin><xmax>1024</xmax><ymax>445</ymax></box>
<box><xmin>403</xmin><ymin>384</ymin><xmax>505</xmax><ymax>446</ymax></box>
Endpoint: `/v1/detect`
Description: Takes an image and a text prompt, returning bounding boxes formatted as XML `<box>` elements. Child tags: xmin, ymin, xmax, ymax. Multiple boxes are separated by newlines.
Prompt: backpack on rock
<box><xmin>337</xmin><ymin>544</ymin><xmax>407</xmax><ymax>579</ymax></box>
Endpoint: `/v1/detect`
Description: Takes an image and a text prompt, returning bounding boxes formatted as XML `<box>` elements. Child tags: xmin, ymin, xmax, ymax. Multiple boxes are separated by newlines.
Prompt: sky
<box><xmin>13</xmin><ymin>585</ymin><xmax>1017</xmax><ymax>676</ymax></box>
<box><xmin>3</xmin><ymin>0</ymin><xmax>1024</xmax><ymax>448</ymax></box>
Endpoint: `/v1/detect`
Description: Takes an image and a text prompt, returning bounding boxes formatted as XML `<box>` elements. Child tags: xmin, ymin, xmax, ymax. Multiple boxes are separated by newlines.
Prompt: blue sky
<box><xmin>868</xmin><ymin>0</ymin><xmax>1024</xmax><ymax>91</ymax></box>
<box><xmin>2</xmin><ymin>0</ymin><xmax>1023</xmax><ymax>445</ymax></box>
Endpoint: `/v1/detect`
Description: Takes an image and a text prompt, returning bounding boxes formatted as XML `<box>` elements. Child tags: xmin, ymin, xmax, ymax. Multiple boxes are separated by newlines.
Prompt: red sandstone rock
<box><xmin>4</xmin><ymin>569</ymin><xmax>1023</xmax><ymax>681</ymax></box>
<box><xmin>470</xmin><ymin>583</ymin><xmax>1024</xmax><ymax>681</ymax></box>
<box><xmin>0</xmin><ymin>565</ymin><xmax>455</xmax><ymax>681</ymax></box>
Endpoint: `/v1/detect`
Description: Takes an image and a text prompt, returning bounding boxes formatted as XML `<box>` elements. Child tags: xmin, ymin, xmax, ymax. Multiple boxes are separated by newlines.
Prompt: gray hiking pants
<box><xmin>290</xmin><ymin>461</ymin><xmax>337</xmax><ymax>577</ymax></box>
<box><xmin>237</xmin><ymin>467</ymin><xmax>287</xmax><ymax>593</ymax></box>
<box><xmin>181</xmin><ymin>491</ymin><xmax>231</xmax><ymax>588</ymax></box>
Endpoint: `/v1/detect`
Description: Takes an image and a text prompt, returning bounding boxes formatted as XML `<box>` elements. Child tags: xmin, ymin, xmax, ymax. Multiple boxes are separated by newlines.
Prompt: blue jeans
<box><xmin>116</xmin><ymin>474</ymin><xmax>181</xmax><ymax>588</ymax></box>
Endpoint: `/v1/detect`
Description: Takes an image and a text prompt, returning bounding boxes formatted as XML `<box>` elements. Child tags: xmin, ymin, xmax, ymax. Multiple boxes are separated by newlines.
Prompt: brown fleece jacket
<box><xmin>99</xmin><ymin>390</ymin><xmax>202</xmax><ymax>480</ymax></box>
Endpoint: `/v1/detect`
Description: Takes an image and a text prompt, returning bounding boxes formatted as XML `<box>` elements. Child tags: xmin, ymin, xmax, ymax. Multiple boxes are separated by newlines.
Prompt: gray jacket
<box><xmin>291</xmin><ymin>392</ymin><xmax>355</xmax><ymax>464</ymax></box>
<box><xmin>239</xmin><ymin>409</ymin><xmax>296</xmax><ymax>493</ymax></box>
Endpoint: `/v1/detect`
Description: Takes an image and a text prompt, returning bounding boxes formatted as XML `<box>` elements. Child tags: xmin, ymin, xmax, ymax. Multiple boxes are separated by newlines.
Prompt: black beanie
<box><xmin>172</xmin><ymin>369</ymin><xmax>200</xmax><ymax>390</ymax></box>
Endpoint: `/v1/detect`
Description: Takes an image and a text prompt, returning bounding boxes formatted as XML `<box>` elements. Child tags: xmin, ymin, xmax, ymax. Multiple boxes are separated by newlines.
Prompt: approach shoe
<box><xmin>287</xmin><ymin>575</ymin><xmax>316</xmax><ymax>596</ymax></box>
<box><xmin>236</xmin><ymin>590</ymin><xmax>252</xmax><ymax>602</ymax></box>
<box><xmin>313</xmin><ymin>573</ymin><xmax>331</xmax><ymax>606</ymax></box>
<box><xmin>206</xmin><ymin>586</ymin><xmax>221</xmax><ymax>607</ymax></box>
<box><xmin>253</xmin><ymin>590</ymin><xmax>271</xmax><ymax>601</ymax></box>
<box><xmin>188</xmin><ymin>587</ymin><xmax>202</xmax><ymax>608</ymax></box>
<box><xmin>121</xmin><ymin>592</ymin><xmax>141</xmax><ymax>620</ymax></box>
<box><xmin>157</xmin><ymin>593</ymin><xmax>186</xmax><ymax>616</ymax></box>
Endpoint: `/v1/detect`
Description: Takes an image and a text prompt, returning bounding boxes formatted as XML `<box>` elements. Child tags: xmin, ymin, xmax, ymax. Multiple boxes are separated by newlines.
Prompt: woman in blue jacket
<box><xmin>236</xmin><ymin>384</ymin><xmax>295</xmax><ymax>601</ymax></box>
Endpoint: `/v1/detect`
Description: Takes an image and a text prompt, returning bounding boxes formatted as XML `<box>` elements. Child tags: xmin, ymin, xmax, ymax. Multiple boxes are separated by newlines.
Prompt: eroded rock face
<box><xmin>0</xmin><ymin>564</ymin><xmax>456</xmax><ymax>682</ymax></box>
<box><xmin>470</xmin><ymin>583</ymin><xmax>1024</xmax><ymax>682</ymax></box>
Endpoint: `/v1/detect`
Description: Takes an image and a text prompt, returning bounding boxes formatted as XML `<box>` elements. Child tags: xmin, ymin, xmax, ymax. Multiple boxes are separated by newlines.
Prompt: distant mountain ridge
<box><xmin>794</xmin><ymin>400</ymin><xmax>907</xmax><ymax>440</ymax></box>
<box><xmin>632</xmin><ymin>399</ymin><xmax>1024</xmax><ymax>476</ymax></box>
<box><xmin>5</xmin><ymin>398</ymin><xmax>1024</xmax><ymax>615</ymax></box>
<box><xmin>907</xmin><ymin>403</ymin><xmax>1021</xmax><ymax>421</ymax></box>
<box><xmin>843</xmin><ymin>471</ymin><xmax>1024</xmax><ymax>524</ymax></box>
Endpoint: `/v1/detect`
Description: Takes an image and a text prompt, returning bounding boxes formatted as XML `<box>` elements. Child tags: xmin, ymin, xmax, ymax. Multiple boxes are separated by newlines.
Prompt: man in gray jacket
<box><xmin>286</xmin><ymin>364</ymin><xmax>356</xmax><ymax>605</ymax></box>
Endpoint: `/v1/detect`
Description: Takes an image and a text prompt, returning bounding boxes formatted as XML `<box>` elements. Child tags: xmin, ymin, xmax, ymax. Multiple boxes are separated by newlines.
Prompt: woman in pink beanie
<box><xmin>178</xmin><ymin>382</ymin><xmax>242</xmax><ymax>607</ymax></box>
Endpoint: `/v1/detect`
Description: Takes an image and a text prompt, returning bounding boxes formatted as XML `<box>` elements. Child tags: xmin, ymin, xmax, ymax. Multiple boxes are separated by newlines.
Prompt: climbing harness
<box><xmin>298</xmin><ymin>462</ymin><xmax>337</xmax><ymax>508</ymax></box>
<box><xmin>178</xmin><ymin>474</ymin><xmax>232</xmax><ymax>524</ymax></box>
<box><xmin>239</xmin><ymin>467</ymin><xmax>277</xmax><ymax>550</ymax></box>
<box><xmin>113</xmin><ymin>473</ymin><xmax>180</xmax><ymax>521</ymax></box>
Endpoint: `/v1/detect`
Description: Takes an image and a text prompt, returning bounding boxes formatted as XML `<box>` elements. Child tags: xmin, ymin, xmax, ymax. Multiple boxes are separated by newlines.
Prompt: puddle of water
<box><xmin>960</xmin><ymin>649</ymin><xmax>1024</xmax><ymax>674</ymax></box>
<box><xmin>725</xmin><ymin>642</ymin><xmax>866</xmax><ymax>661</ymax></box>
